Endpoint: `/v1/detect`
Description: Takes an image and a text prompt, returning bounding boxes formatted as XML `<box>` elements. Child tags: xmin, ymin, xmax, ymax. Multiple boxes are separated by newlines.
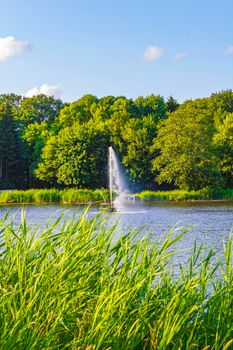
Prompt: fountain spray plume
<box><xmin>108</xmin><ymin>146</ymin><xmax>130</xmax><ymax>210</ymax></box>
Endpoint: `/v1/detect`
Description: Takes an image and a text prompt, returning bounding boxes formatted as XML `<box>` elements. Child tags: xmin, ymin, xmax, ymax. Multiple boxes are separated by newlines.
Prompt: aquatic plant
<box><xmin>0</xmin><ymin>188</ymin><xmax>110</xmax><ymax>205</ymax></box>
<box><xmin>0</xmin><ymin>211</ymin><xmax>232</xmax><ymax>349</ymax></box>
<box><xmin>138</xmin><ymin>188</ymin><xmax>233</xmax><ymax>201</ymax></box>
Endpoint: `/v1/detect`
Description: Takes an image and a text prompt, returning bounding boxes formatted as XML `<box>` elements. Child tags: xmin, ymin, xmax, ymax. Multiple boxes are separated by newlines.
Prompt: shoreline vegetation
<box><xmin>137</xmin><ymin>188</ymin><xmax>233</xmax><ymax>202</ymax></box>
<box><xmin>1</xmin><ymin>91</ymin><xmax>233</xmax><ymax>194</ymax></box>
<box><xmin>0</xmin><ymin>211</ymin><xmax>232</xmax><ymax>348</ymax></box>
<box><xmin>0</xmin><ymin>189</ymin><xmax>110</xmax><ymax>205</ymax></box>
<box><xmin>0</xmin><ymin>188</ymin><xmax>233</xmax><ymax>205</ymax></box>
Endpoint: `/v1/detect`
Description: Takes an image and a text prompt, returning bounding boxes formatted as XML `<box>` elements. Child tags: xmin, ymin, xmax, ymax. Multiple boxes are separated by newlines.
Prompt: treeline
<box><xmin>0</xmin><ymin>91</ymin><xmax>232</xmax><ymax>190</ymax></box>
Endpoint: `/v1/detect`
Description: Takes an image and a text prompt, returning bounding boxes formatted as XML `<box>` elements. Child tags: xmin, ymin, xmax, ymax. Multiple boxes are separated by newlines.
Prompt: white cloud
<box><xmin>226</xmin><ymin>46</ymin><xmax>233</xmax><ymax>55</ymax></box>
<box><xmin>0</xmin><ymin>36</ymin><xmax>30</xmax><ymax>62</ymax></box>
<box><xmin>173</xmin><ymin>51</ymin><xmax>187</xmax><ymax>62</ymax></box>
<box><xmin>144</xmin><ymin>45</ymin><xmax>164</xmax><ymax>62</ymax></box>
<box><xmin>25</xmin><ymin>84</ymin><xmax>63</xmax><ymax>99</ymax></box>
<box><xmin>25</xmin><ymin>87</ymin><xmax>39</xmax><ymax>97</ymax></box>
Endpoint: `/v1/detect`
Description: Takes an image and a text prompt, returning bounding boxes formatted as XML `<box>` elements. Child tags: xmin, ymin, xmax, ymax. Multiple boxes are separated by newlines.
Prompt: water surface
<box><xmin>0</xmin><ymin>201</ymin><xmax>232</xmax><ymax>265</ymax></box>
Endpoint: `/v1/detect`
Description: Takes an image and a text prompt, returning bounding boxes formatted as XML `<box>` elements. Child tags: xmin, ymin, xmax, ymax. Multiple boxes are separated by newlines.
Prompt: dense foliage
<box><xmin>0</xmin><ymin>90</ymin><xmax>232</xmax><ymax>190</ymax></box>
<box><xmin>0</xmin><ymin>211</ymin><xmax>232</xmax><ymax>349</ymax></box>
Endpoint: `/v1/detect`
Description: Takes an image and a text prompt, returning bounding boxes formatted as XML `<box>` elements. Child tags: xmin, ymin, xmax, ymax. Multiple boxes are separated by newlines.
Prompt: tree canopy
<box><xmin>0</xmin><ymin>90</ymin><xmax>232</xmax><ymax>190</ymax></box>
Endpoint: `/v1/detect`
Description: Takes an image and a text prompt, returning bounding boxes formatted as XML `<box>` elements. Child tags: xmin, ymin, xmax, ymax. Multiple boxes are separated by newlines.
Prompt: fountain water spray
<box><xmin>108</xmin><ymin>146</ymin><xmax>130</xmax><ymax>210</ymax></box>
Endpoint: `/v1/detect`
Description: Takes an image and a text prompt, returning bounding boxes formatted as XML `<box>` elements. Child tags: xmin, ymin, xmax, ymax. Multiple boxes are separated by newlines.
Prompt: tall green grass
<box><xmin>0</xmin><ymin>188</ymin><xmax>110</xmax><ymax>205</ymax></box>
<box><xmin>138</xmin><ymin>188</ymin><xmax>233</xmax><ymax>201</ymax></box>
<box><xmin>0</xmin><ymin>210</ymin><xmax>232</xmax><ymax>349</ymax></box>
<box><xmin>0</xmin><ymin>188</ymin><xmax>232</xmax><ymax>205</ymax></box>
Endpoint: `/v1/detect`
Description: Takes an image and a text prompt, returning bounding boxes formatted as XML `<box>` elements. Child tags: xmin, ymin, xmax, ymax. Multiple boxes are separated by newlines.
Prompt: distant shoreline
<box><xmin>0</xmin><ymin>188</ymin><xmax>232</xmax><ymax>205</ymax></box>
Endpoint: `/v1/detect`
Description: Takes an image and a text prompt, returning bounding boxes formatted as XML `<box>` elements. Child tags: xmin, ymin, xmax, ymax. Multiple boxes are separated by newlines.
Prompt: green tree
<box><xmin>22</xmin><ymin>122</ymin><xmax>53</xmax><ymax>187</ymax></box>
<box><xmin>120</xmin><ymin>115</ymin><xmax>158</xmax><ymax>189</ymax></box>
<box><xmin>153</xmin><ymin>99</ymin><xmax>223</xmax><ymax>190</ymax></box>
<box><xmin>13</xmin><ymin>94</ymin><xmax>64</xmax><ymax>187</ymax></box>
<box><xmin>36</xmin><ymin>121</ymin><xmax>109</xmax><ymax>188</ymax></box>
<box><xmin>0</xmin><ymin>103</ymin><xmax>27</xmax><ymax>188</ymax></box>
<box><xmin>109</xmin><ymin>95</ymin><xmax>166</xmax><ymax>189</ymax></box>
<box><xmin>213</xmin><ymin>112</ymin><xmax>233</xmax><ymax>186</ymax></box>
<box><xmin>59</xmin><ymin>94</ymin><xmax>98</xmax><ymax>127</ymax></box>
<box><xmin>134</xmin><ymin>94</ymin><xmax>167</xmax><ymax>121</ymax></box>
<box><xmin>107</xmin><ymin>97</ymin><xmax>137</xmax><ymax>155</ymax></box>
<box><xmin>92</xmin><ymin>96</ymin><xmax>116</xmax><ymax>122</ymax></box>
<box><xmin>210</xmin><ymin>90</ymin><xmax>233</xmax><ymax>115</ymax></box>
<box><xmin>0</xmin><ymin>93</ymin><xmax>22</xmax><ymax>109</ymax></box>
<box><xmin>166</xmin><ymin>95</ymin><xmax>180</xmax><ymax>113</ymax></box>
<box><xmin>15</xmin><ymin>94</ymin><xmax>64</xmax><ymax>124</ymax></box>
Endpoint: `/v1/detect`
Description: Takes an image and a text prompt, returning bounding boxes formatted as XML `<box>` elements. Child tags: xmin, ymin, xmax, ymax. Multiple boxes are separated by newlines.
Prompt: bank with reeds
<box><xmin>137</xmin><ymin>188</ymin><xmax>233</xmax><ymax>201</ymax></box>
<box><xmin>0</xmin><ymin>188</ymin><xmax>110</xmax><ymax>205</ymax></box>
<box><xmin>0</xmin><ymin>188</ymin><xmax>233</xmax><ymax>205</ymax></box>
<box><xmin>0</xmin><ymin>211</ymin><xmax>232</xmax><ymax>349</ymax></box>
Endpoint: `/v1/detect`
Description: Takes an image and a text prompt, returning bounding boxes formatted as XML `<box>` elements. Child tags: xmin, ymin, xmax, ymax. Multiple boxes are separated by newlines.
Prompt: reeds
<box><xmin>138</xmin><ymin>188</ymin><xmax>233</xmax><ymax>201</ymax></box>
<box><xmin>0</xmin><ymin>188</ymin><xmax>110</xmax><ymax>205</ymax></box>
<box><xmin>0</xmin><ymin>210</ymin><xmax>232</xmax><ymax>349</ymax></box>
<box><xmin>0</xmin><ymin>188</ymin><xmax>232</xmax><ymax>205</ymax></box>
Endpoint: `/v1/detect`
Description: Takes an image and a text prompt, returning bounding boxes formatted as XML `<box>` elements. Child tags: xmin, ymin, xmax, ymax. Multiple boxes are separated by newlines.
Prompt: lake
<box><xmin>0</xmin><ymin>201</ymin><xmax>232</xmax><ymax>265</ymax></box>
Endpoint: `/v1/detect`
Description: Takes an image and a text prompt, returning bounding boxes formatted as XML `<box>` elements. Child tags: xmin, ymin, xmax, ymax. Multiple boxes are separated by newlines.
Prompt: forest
<box><xmin>0</xmin><ymin>90</ymin><xmax>232</xmax><ymax>191</ymax></box>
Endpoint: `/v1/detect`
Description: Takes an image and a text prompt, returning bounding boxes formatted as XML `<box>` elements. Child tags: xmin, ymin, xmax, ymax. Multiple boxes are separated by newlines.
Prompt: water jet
<box><xmin>108</xmin><ymin>146</ymin><xmax>131</xmax><ymax>211</ymax></box>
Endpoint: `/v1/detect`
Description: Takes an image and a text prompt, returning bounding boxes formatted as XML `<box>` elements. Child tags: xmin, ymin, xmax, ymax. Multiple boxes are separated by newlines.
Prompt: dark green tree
<box><xmin>12</xmin><ymin>94</ymin><xmax>64</xmax><ymax>187</ymax></box>
<box><xmin>166</xmin><ymin>96</ymin><xmax>180</xmax><ymax>113</ymax></box>
<box><xmin>0</xmin><ymin>103</ymin><xmax>27</xmax><ymax>188</ymax></box>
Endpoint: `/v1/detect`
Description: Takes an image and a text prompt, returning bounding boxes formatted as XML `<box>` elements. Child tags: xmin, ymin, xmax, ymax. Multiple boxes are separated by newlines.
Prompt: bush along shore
<box><xmin>0</xmin><ymin>188</ymin><xmax>233</xmax><ymax>205</ymax></box>
<box><xmin>0</xmin><ymin>211</ymin><xmax>232</xmax><ymax>349</ymax></box>
<box><xmin>0</xmin><ymin>188</ymin><xmax>110</xmax><ymax>205</ymax></box>
<box><xmin>137</xmin><ymin>188</ymin><xmax>233</xmax><ymax>201</ymax></box>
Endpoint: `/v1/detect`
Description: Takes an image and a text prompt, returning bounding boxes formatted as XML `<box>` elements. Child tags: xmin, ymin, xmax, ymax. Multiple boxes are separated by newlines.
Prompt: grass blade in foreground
<box><xmin>0</xmin><ymin>210</ymin><xmax>232</xmax><ymax>349</ymax></box>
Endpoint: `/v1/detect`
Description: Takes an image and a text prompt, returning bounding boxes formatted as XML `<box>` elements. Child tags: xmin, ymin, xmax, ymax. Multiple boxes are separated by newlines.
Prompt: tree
<box><xmin>0</xmin><ymin>103</ymin><xmax>27</xmax><ymax>188</ymax></box>
<box><xmin>153</xmin><ymin>99</ymin><xmax>223</xmax><ymax>190</ymax></box>
<box><xmin>166</xmin><ymin>96</ymin><xmax>180</xmax><ymax>113</ymax></box>
<box><xmin>12</xmin><ymin>94</ymin><xmax>64</xmax><ymax>187</ymax></box>
<box><xmin>120</xmin><ymin>115</ymin><xmax>158</xmax><ymax>189</ymax></box>
<box><xmin>36</xmin><ymin>121</ymin><xmax>109</xmax><ymax>188</ymax></box>
<box><xmin>92</xmin><ymin>96</ymin><xmax>116</xmax><ymax>122</ymax></box>
<box><xmin>0</xmin><ymin>93</ymin><xmax>22</xmax><ymax>109</ymax></box>
<box><xmin>22</xmin><ymin>122</ymin><xmax>53</xmax><ymax>187</ymax></box>
<box><xmin>58</xmin><ymin>94</ymin><xmax>98</xmax><ymax>127</ymax></box>
<box><xmin>210</xmin><ymin>90</ymin><xmax>233</xmax><ymax>115</ymax></box>
<box><xmin>134</xmin><ymin>94</ymin><xmax>167</xmax><ymax>121</ymax></box>
<box><xmin>107</xmin><ymin>97</ymin><xmax>136</xmax><ymax>156</ymax></box>
<box><xmin>110</xmin><ymin>95</ymin><xmax>167</xmax><ymax>189</ymax></box>
<box><xmin>213</xmin><ymin>112</ymin><xmax>233</xmax><ymax>186</ymax></box>
<box><xmin>15</xmin><ymin>94</ymin><xmax>64</xmax><ymax>124</ymax></box>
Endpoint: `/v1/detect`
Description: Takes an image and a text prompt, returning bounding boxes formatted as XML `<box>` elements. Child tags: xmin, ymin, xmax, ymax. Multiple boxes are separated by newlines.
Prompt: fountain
<box><xmin>108</xmin><ymin>146</ymin><xmax>131</xmax><ymax>211</ymax></box>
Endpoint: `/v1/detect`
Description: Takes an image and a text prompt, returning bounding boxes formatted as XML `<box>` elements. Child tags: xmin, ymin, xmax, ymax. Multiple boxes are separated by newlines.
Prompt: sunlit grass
<box><xmin>0</xmin><ymin>210</ymin><xmax>232</xmax><ymax>349</ymax></box>
<box><xmin>138</xmin><ymin>188</ymin><xmax>233</xmax><ymax>201</ymax></box>
<box><xmin>0</xmin><ymin>188</ymin><xmax>232</xmax><ymax>205</ymax></box>
<box><xmin>0</xmin><ymin>188</ymin><xmax>110</xmax><ymax>205</ymax></box>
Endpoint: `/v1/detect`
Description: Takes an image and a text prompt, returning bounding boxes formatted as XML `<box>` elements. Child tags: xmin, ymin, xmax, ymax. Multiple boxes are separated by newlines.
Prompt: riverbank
<box><xmin>0</xmin><ymin>188</ymin><xmax>233</xmax><ymax>205</ymax></box>
<box><xmin>137</xmin><ymin>188</ymin><xmax>233</xmax><ymax>201</ymax></box>
<box><xmin>0</xmin><ymin>212</ymin><xmax>232</xmax><ymax>349</ymax></box>
<box><xmin>0</xmin><ymin>188</ymin><xmax>110</xmax><ymax>205</ymax></box>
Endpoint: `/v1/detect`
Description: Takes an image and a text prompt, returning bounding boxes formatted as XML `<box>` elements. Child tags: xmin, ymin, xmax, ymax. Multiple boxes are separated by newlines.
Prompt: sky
<box><xmin>0</xmin><ymin>0</ymin><xmax>233</xmax><ymax>102</ymax></box>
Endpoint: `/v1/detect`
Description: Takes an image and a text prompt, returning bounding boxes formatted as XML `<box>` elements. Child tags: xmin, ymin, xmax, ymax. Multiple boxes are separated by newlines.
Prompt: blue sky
<box><xmin>0</xmin><ymin>0</ymin><xmax>233</xmax><ymax>102</ymax></box>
